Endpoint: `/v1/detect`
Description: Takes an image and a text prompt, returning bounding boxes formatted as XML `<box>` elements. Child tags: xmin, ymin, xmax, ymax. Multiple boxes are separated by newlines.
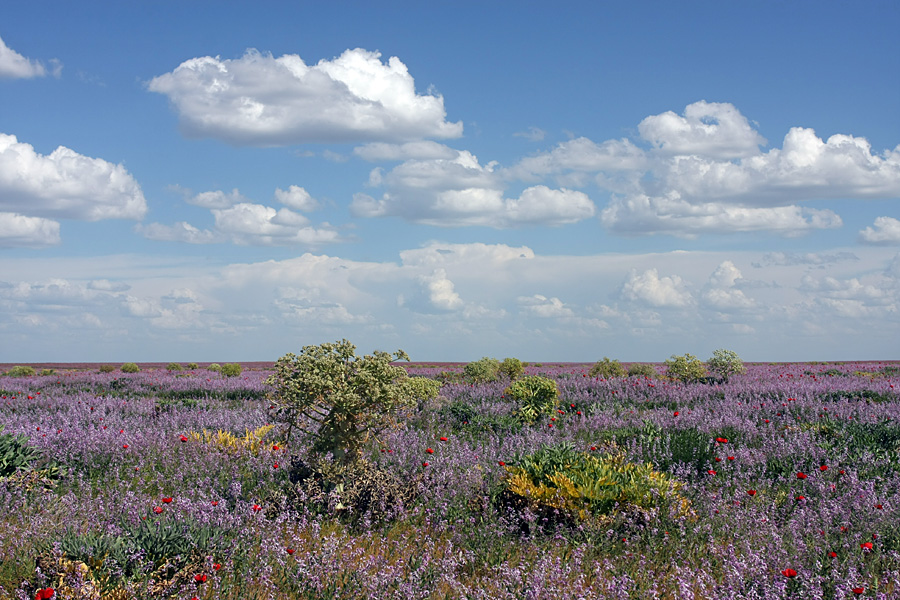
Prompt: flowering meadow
<box><xmin>1</xmin><ymin>361</ymin><xmax>900</xmax><ymax>599</ymax></box>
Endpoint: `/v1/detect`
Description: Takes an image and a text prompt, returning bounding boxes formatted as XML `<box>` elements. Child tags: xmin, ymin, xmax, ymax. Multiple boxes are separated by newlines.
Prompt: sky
<box><xmin>1</xmin><ymin>1</ymin><xmax>899</xmax><ymax>363</ymax></box>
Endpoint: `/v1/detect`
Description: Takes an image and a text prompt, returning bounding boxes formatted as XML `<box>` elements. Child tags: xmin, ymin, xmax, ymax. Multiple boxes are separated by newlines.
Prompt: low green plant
<box><xmin>627</xmin><ymin>363</ymin><xmax>657</xmax><ymax>378</ymax></box>
<box><xmin>207</xmin><ymin>363</ymin><xmax>222</xmax><ymax>372</ymax></box>
<box><xmin>39</xmin><ymin>369</ymin><xmax>55</xmax><ymax>376</ymax></box>
<box><xmin>0</xmin><ymin>425</ymin><xmax>40</xmax><ymax>478</ymax></box>
<box><xmin>499</xmin><ymin>357</ymin><xmax>524</xmax><ymax>380</ymax></box>
<box><xmin>706</xmin><ymin>349</ymin><xmax>746</xmax><ymax>381</ymax></box>
<box><xmin>186</xmin><ymin>362</ymin><xmax>199</xmax><ymax>370</ymax></box>
<box><xmin>464</xmin><ymin>357</ymin><xmax>501</xmax><ymax>383</ymax></box>
<box><xmin>120</xmin><ymin>362</ymin><xmax>140</xmax><ymax>373</ymax></box>
<box><xmin>589</xmin><ymin>357</ymin><xmax>626</xmax><ymax>379</ymax></box>
<box><xmin>220</xmin><ymin>363</ymin><xmax>243</xmax><ymax>377</ymax></box>
<box><xmin>664</xmin><ymin>354</ymin><xmax>706</xmax><ymax>383</ymax></box>
<box><xmin>5</xmin><ymin>365</ymin><xmax>35</xmax><ymax>377</ymax></box>
<box><xmin>166</xmin><ymin>362</ymin><xmax>183</xmax><ymax>372</ymax></box>
<box><xmin>98</xmin><ymin>364</ymin><xmax>116</xmax><ymax>373</ymax></box>
<box><xmin>504</xmin><ymin>375</ymin><xmax>559</xmax><ymax>425</ymax></box>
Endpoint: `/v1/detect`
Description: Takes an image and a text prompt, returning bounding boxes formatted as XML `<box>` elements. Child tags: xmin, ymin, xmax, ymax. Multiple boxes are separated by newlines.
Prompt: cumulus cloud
<box><xmin>188</xmin><ymin>189</ymin><xmax>247</xmax><ymax>209</ymax></box>
<box><xmin>511</xmin><ymin>137</ymin><xmax>647</xmax><ymax>181</ymax></box>
<box><xmin>513</xmin><ymin>126</ymin><xmax>546</xmax><ymax>142</ymax></box>
<box><xmin>0</xmin><ymin>35</ymin><xmax>58</xmax><ymax>79</ymax></box>
<box><xmin>0</xmin><ymin>212</ymin><xmax>60</xmax><ymax>248</ymax></box>
<box><xmin>701</xmin><ymin>261</ymin><xmax>755</xmax><ymax>309</ymax></box>
<box><xmin>859</xmin><ymin>216</ymin><xmax>900</xmax><ymax>245</ymax></box>
<box><xmin>0</xmin><ymin>133</ymin><xmax>147</xmax><ymax>222</ymax></box>
<box><xmin>353</xmin><ymin>141</ymin><xmax>458</xmax><ymax>162</ymax></box>
<box><xmin>147</xmin><ymin>48</ymin><xmax>462</xmax><ymax>145</ymax></box>
<box><xmin>638</xmin><ymin>100</ymin><xmax>767</xmax><ymax>159</ymax></box>
<box><xmin>136</xmin><ymin>221</ymin><xmax>220</xmax><ymax>244</ymax></box>
<box><xmin>620</xmin><ymin>268</ymin><xmax>692</xmax><ymax>307</ymax></box>
<box><xmin>418</xmin><ymin>268</ymin><xmax>463</xmax><ymax>311</ymax></box>
<box><xmin>517</xmin><ymin>294</ymin><xmax>574</xmax><ymax>318</ymax></box>
<box><xmin>352</xmin><ymin>151</ymin><xmax>595</xmax><ymax>227</ymax></box>
<box><xmin>274</xmin><ymin>186</ymin><xmax>320</xmax><ymax>211</ymax></box>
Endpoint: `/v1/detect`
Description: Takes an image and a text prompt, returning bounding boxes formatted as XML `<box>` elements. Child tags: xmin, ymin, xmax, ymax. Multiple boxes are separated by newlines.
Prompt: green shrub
<box><xmin>589</xmin><ymin>357</ymin><xmax>626</xmax><ymax>379</ymax></box>
<box><xmin>166</xmin><ymin>362</ymin><xmax>183</xmax><ymax>372</ymax></box>
<box><xmin>464</xmin><ymin>357</ymin><xmax>501</xmax><ymax>383</ymax></box>
<box><xmin>706</xmin><ymin>349</ymin><xmax>746</xmax><ymax>381</ymax></box>
<box><xmin>39</xmin><ymin>369</ymin><xmax>55</xmax><ymax>376</ymax></box>
<box><xmin>266</xmin><ymin>339</ymin><xmax>437</xmax><ymax>463</ymax></box>
<box><xmin>504</xmin><ymin>375</ymin><xmax>559</xmax><ymax>424</ymax></box>
<box><xmin>627</xmin><ymin>363</ymin><xmax>657</xmax><ymax>378</ymax></box>
<box><xmin>499</xmin><ymin>357</ymin><xmax>525</xmax><ymax>380</ymax></box>
<box><xmin>220</xmin><ymin>363</ymin><xmax>242</xmax><ymax>377</ymax></box>
<box><xmin>186</xmin><ymin>362</ymin><xmax>199</xmax><ymax>370</ymax></box>
<box><xmin>503</xmin><ymin>442</ymin><xmax>691</xmax><ymax>526</ymax></box>
<box><xmin>120</xmin><ymin>362</ymin><xmax>140</xmax><ymax>373</ymax></box>
<box><xmin>664</xmin><ymin>354</ymin><xmax>706</xmax><ymax>383</ymax></box>
<box><xmin>98</xmin><ymin>364</ymin><xmax>116</xmax><ymax>374</ymax></box>
<box><xmin>0</xmin><ymin>425</ymin><xmax>40</xmax><ymax>478</ymax></box>
<box><xmin>5</xmin><ymin>365</ymin><xmax>35</xmax><ymax>377</ymax></box>
<box><xmin>207</xmin><ymin>363</ymin><xmax>222</xmax><ymax>372</ymax></box>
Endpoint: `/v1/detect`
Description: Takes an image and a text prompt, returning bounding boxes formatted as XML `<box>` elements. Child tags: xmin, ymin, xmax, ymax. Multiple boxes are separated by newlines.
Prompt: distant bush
<box><xmin>39</xmin><ymin>369</ymin><xmax>55</xmax><ymax>376</ymax></box>
<box><xmin>627</xmin><ymin>363</ymin><xmax>657</xmax><ymax>378</ymax></box>
<box><xmin>186</xmin><ymin>362</ymin><xmax>199</xmax><ymax>370</ymax></box>
<box><xmin>464</xmin><ymin>357</ymin><xmax>501</xmax><ymax>383</ymax></box>
<box><xmin>120</xmin><ymin>362</ymin><xmax>140</xmax><ymax>374</ymax></box>
<box><xmin>166</xmin><ymin>362</ymin><xmax>183</xmax><ymax>372</ymax></box>
<box><xmin>5</xmin><ymin>366</ymin><xmax>35</xmax><ymax>377</ymax></box>
<box><xmin>207</xmin><ymin>363</ymin><xmax>222</xmax><ymax>372</ymax></box>
<box><xmin>505</xmin><ymin>375</ymin><xmax>560</xmax><ymax>425</ymax></box>
<box><xmin>499</xmin><ymin>357</ymin><xmax>524</xmax><ymax>380</ymax></box>
<box><xmin>589</xmin><ymin>357</ymin><xmax>626</xmax><ymax>379</ymax></box>
<box><xmin>220</xmin><ymin>363</ymin><xmax>242</xmax><ymax>377</ymax></box>
<box><xmin>664</xmin><ymin>354</ymin><xmax>706</xmax><ymax>383</ymax></box>
<box><xmin>98</xmin><ymin>364</ymin><xmax>116</xmax><ymax>374</ymax></box>
<box><xmin>706</xmin><ymin>349</ymin><xmax>746</xmax><ymax>382</ymax></box>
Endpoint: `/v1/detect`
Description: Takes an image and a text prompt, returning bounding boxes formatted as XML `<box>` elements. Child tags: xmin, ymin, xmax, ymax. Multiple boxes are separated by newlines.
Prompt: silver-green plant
<box><xmin>266</xmin><ymin>339</ymin><xmax>439</xmax><ymax>463</ymax></box>
<box><xmin>706</xmin><ymin>349</ymin><xmax>746</xmax><ymax>381</ymax></box>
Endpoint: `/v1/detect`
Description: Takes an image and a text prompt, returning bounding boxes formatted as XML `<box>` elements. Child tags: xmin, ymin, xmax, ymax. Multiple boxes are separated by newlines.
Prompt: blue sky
<box><xmin>1</xmin><ymin>1</ymin><xmax>898</xmax><ymax>363</ymax></box>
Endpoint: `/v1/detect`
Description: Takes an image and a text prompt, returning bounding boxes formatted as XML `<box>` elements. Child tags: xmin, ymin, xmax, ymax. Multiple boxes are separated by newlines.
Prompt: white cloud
<box><xmin>601</xmin><ymin>192</ymin><xmax>842</xmax><ymax>237</ymax></box>
<box><xmin>0</xmin><ymin>212</ymin><xmax>60</xmax><ymax>248</ymax></box>
<box><xmin>517</xmin><ymin>294</ymin><xmax>574</xmax><ymax>318</ymax></box>
<box><xmin>212</xmin><ymin>203</ymin><xmax>339</xmax><ymax>246</ymax></box>
<box><xmin>353</xmin><ymin>141</ymin><xmax>459</xmax><ymax>162</ymax></box>
<box><xmin>620</xmin><ymin>268</ymin><xmax>692</xmax><ymax>307</ymax></box>
<box><xmin>0</xmin><ymin>35</ymin><xmax>57</xmax><ymax>79</ymax></box>
<box><xmin>859</xmin><ymin>216</ymin><xmax>900</xmax><ymax>245</ymax></box>
<box><xmin>352</xmin><ymin>151</ymin><xmax>595</xmax><ymax>227</ymax></box>
<box><xmin>511</xmin><ymin>137</ymin><xmax>647</xmax><ymax>180</ymax></box>
<box><xmin>701</xmin><ymin>261</ymin><xmax>755</xmax><ymax>309</ymax></box>
<box><xmin>513</xmin><ymin>126</ymin><xmax>546</xmax><ymax>142</ymax></box>
<box><xmin>638</xmin><ymin>100</ymin><xmax>767</xmax><ymax>159</ymax></box>
<box><xmin>0</xmin><ymin>133</ymin><xmax>147</xmax><ymax>222</ymax></box>
<box><xmin>188</xmin><ymin>189</ymin><xmax>247</xmax><ymax>209</ymax></box>
<box><xmin>418</xmin><ymin>268</ymin><xmax>463</xmax><ymax>311</ymax></box>
<box><xmin>136</xmin><ymin>221</ymin><xmax>220</xmax><ymax>244</ymax></box>
<box><xmin>147</xmin><ymin>48</ymin><xmax>463</xmax><ymax>145</ymax></box>
<box><xmin>274</xmin><ymin>185</ymin><xmax>320</xmax><ymax>211</ymax></box>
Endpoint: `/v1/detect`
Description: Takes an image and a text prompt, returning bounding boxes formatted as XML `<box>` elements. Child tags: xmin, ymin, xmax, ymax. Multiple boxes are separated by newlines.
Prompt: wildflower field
<box><xmin>1</xmin><ymin>358</ymin><xmax>899</xmax><ymax>599</ymax></box>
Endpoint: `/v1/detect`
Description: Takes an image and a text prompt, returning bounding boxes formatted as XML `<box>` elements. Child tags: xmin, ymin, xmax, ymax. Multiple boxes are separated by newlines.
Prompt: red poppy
<box><xmin>852</xmin><ymin>588</ymin><xmax>864</xmax><ymax>595</ymax></box>
<box><xmin>715</xmin><ymin>437</ymin><xmax>728</xmax><ymax>444</ymax></box>
<box><xmin>820</xmin><ymin>465</ymin><xmax>828</xmax><ymax>471</ymax></box>
<box><xmin>876</xmin><ymin>504</ymin><xmax>883</xmax><ymax>509</ymax></box>
<box><xmin>715</xmin><ymin>457</ymin><xmax>722</xmax><ymax>462</ymax></box>
<box><xmin>425</xmin><ymin>448</ymin><xmax>434</xmax><ymax>454</ymax></box>
<box><xmin>839</xmin><ymin>469</ymin><xmax>845</xmax><ymax>475</ymax></box>
<box><xmin>439</xmin><ymin>437</ymin><xmax>448</xmax><ymax>442</ymax></box>
<box><xmin>286</xmin><ymin>548</ymin><xmax>295</xmax><ymax>555</ymax></box>
<box><xmin>211</xmin><ymin>501</ymin><xmax>219</xmax><ymax>506</ymax></box>
<box><xmin>273</xmin><ymin>463</ymin><xmax>279</xmax><ymax>469</ymax></box>
<box><xmin>252</xmin><ymin>504</ymin><xmax>261</xmax><ymax>512</ymax></box>
<box><xmin>707</xmin><ymin>469</ymin><xmax>716</xmax><ymax>475</ymax></box>
<box><xmin>590</xmin><ymin>446</ymin><xmax>597</xmax><ymax>451</ymax></box>
<box><xmin>747</xmin><ymin>489</ymin><xmax>756</xmax><ymax>496</ymax></box>
<box><xmin>194</xmin><ymin>573</ymin><xmax>207</xmax><ymax>583</ymax></box>
<box><xmin>796</xmin><ymin>495</ymin><xmax>805</xmax><ymax>501</ymax></box>
<box><xmin>213</xmin><ymin>563</ymin><xmax>221</xmax><ymax>570</ymax></box>
<box><xmin>122</xmin><ymin>444</ymin><xmax>129</xmax><ymax>449</ymax></box>
<box><xmin>861</xmin><ymin>542</ymin><xmax>873</xmax><ymax>551</ymax></box>
<box><xmin>35</xmin><ymin>588</ymin><xmax>54</xmax><ymax>599</ymax></box>
<box><xmin>797</xmin><ymin>472</ymin><xmax>807</xmax><ymax>480</ymax></box>
<box><xmin>153</xmin><ymin>506</ymin><xmax>163</xmax><ymax>514</ymax></box>
<box><xmin>727</xmin><ymin>456</ymin><xmax>735</xmax><ymax>461</ymax></box>
<box><xmin>162</xmin><ymin>497</ymin><xmax>173</xmax><ymax>503</ymax></box>
<box><xmin>828</xmin><ymin>551</ymin><xmax>837</xmax><ymax>558</ymax></box>
<box><xmin>764</xmin><ymin>419</ymin><xmax>770</xmax><ymax>423</ymax></box>
<box><xmin>498</xmin><ymin>461</ymin><xmax>506</xmax><ymax>466</ymax></box>
<box><xmin>673</xmin><ymin>411</ymin><xmax>679</xmax><ymax>417</ymax></box>
<box><xmin>422</xmin><ymin>461</ymin><xmax>429</xmax><ymax>467</ymax></box>
<box><xmin>180</xmin><ymin>435</ymin><xmax>188</xmax><ymax>442</ymax></box>
<box><xmin>781</xmin><ymin>568</ymin><xmax>797</xmax><ymax>578</ymax></box>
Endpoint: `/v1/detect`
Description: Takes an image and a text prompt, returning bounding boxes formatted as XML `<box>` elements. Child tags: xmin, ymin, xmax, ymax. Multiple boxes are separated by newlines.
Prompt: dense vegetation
<box><xmin>1</xmin><ymin>353</ymin><xmax>899</xmax><ymax>599</ymax></box>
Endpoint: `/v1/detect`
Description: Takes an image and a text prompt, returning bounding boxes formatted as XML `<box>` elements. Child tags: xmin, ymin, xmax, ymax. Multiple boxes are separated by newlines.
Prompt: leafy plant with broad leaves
<box><xmin>266</xmin><ymin>339</ymin><xmax>439</xmax><ymax>463</ymax></box>
<box><xmin>504</xmin><ymin>375</ymin><xmax>559</xmax><ymax>425</ymax></box>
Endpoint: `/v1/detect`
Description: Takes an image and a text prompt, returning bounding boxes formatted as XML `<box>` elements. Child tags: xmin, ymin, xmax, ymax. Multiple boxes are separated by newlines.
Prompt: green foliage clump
<box><xmin>166</xmin><ymin>362</ymin><xmax>183</xmax><ymax>372</ymax></box>
<box><xmin>0</xmin><ymin>425</ymin><xmax>66</xmax><ymax>488</ymax></box>
<box><xmin>120</xmin><ymin>362</ymin><xmax>140</xmax><ymax>374</ymax></box>
<box><xmin>186</xmin><ymin>362</ymin><xmax>199</xmax><ymax>370</ymax></box>
<box><xmin>463</xmin><ymin>357</ymin><xmax>501</xmax><ymax>383</ymax></box>
<box><xmin>206</xmin><ymin>363</ymin><xmax>222</xmax><ymax>372</ymax></box>
<box><xmin>98</xmin><ymin>364</ymin><xmax>116</xmax><ymax>374</ymax></box>
<box><xmin>706</xmin><ymin>349</ymin><xmax>746</xmax><ymax>381</ymax></box>
<box><xmin>220</xmin><ymin>363</ymin><xmax>243</xmax><ymax>377</ymax></box>
<box><xmin>503</xmin><ymin>442</ymin><xmax>691</xmax><ymax>526</ymax></box>
<box><xmin>5</xmin><ymin>365</ymin><xmax>35</xmax><ymax>377</ymax></box>
<box><xmin>627</xmin><ymin>363</ymin><xmax>657</xmax><ymax>378</ymax></box>
<box><xmin>499</xmin><ymin>357</ymin><xmax>525</xmax><ymax>380</ymax></box>
<box><xmin>589</xmin><ymin>357</ymin><xmax>626</xmax><ymax>379</ymax></box>
<box><xmin>266</xmin><ymin>339</ymin><xmax>437</xmax><ymax>463</ymax></box>
<box><xmin>504</xmin><ymin>375</ymin><xmax>560</xmax><ymax>425</ymax></box>
<box><xmin>664</xmin><ymin>354</ymin><xmax>706</xmax><ymax>383</ymax></box>
<box><xmin>39</xmin><ymin>368</ymin><xmax>55</xmax><ymax>376</ymax></box>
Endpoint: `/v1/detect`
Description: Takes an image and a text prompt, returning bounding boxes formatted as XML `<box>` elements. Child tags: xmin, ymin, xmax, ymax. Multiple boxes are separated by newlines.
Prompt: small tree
<box><xmin>464</xmin><ymin>357</ymin><xmax>501</xmax><ymax>383</ymax></box>
<box><xmin>266</xmin><ymin>339</ymin><xmax>439</xmax><ymax>463</ymax></box>
<box><xmin>589</xmin><ymin>357</ymin><xmax>626</xmax><ymax>379</ymax></box>
<box><xmin>707</xmin><ymin>349</ymin><xmax>746</xmax><ymax>382</ymax></box>
<box><xmin>499</xmin><ymin>357</ymin><xmax>525</xmax><ymax>380</ymax></box>
<box><xmin>664</xmin><ymin>354</ymin><xmax>706</xmax><ymax>383</ymax></box>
